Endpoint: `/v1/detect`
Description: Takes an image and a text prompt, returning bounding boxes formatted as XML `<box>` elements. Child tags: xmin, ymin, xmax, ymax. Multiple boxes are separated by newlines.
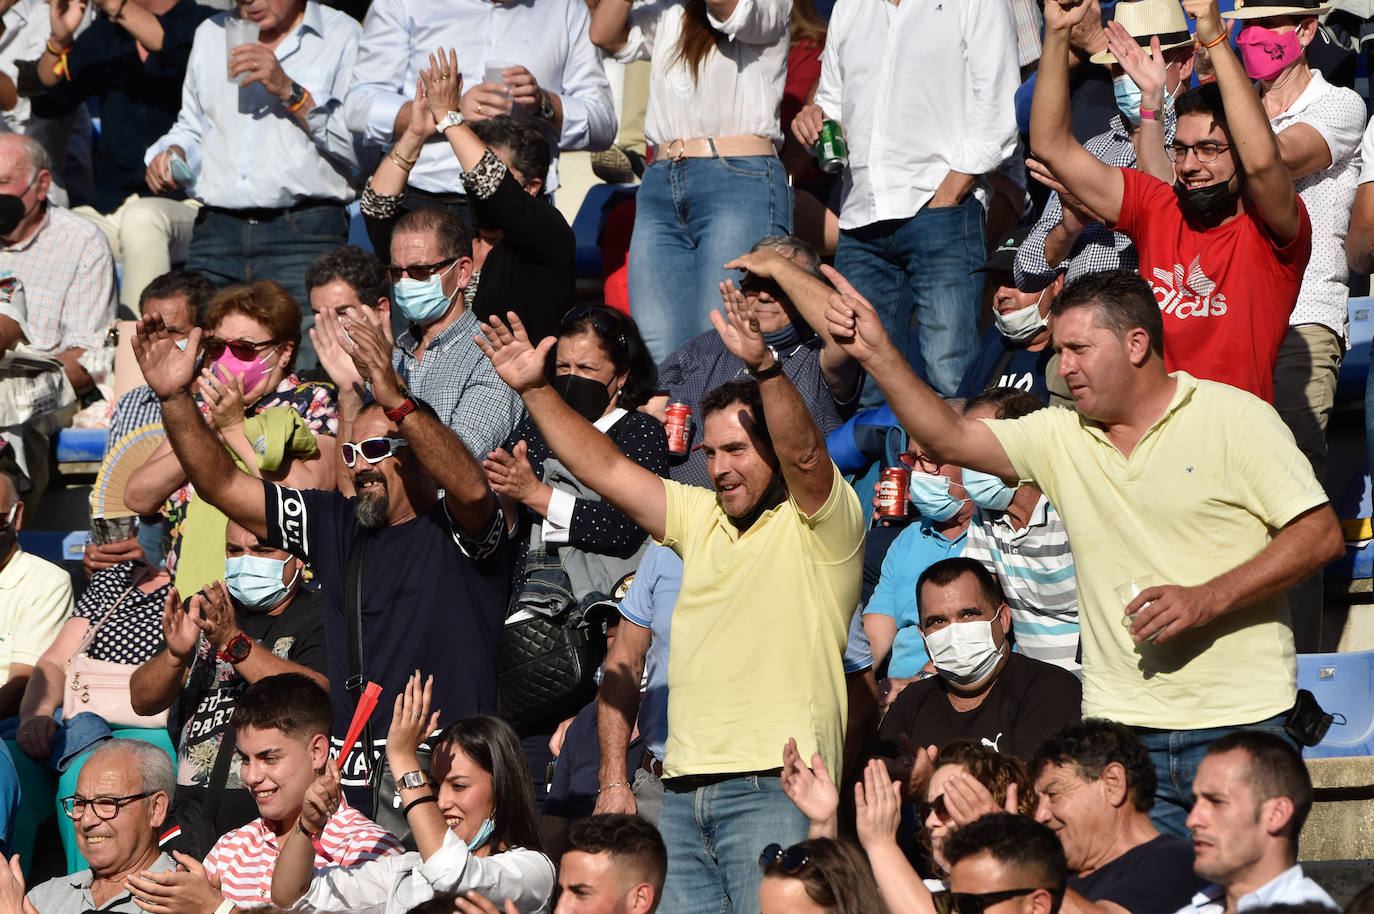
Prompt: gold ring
<box><xmin>477</xmin><ymin>102</ymin><xmax>484</xmax><ymax>115</ymax></box>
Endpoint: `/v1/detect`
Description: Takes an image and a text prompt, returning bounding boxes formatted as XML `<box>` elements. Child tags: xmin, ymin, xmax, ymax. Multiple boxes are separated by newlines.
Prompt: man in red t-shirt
<box><xmin>1029</xmin><ymin>0</ymin><xmax>1311</xmax><ymax>402</ymax></box>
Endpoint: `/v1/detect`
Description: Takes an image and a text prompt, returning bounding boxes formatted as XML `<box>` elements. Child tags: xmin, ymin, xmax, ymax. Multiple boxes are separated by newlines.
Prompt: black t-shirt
<box><xmin>955</xmin><ymin>327</ymin><xmax>1053</xmax><ymax>404</ymax></box>
<box><xmin>263</xmin><ymin>482</ymin><xmax>512</xmax><ymax>801</ymax></box>
<box><xmin>1070</xmin><ymin>834</ymin><xmax>1207</xmax><ymax>914</ymax></box>
<box><xmin>877</xmin><ymin>654</ymin><xmax>1081</xmax><ymax>760</ymax></box>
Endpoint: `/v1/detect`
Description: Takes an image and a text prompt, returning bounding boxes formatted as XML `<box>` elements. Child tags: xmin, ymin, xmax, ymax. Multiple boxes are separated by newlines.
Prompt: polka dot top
<box><xmin>71</xmin><ymin>561</ymin><xmax>170</xmax><ymax>665</ymax></box>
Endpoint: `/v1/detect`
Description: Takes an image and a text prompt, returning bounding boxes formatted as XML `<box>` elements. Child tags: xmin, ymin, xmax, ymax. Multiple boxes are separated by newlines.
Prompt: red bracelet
<box><xmin>1200</xmin><ymin>32</ymin><xmax>1227</xmax><ymax>49</ymax></box>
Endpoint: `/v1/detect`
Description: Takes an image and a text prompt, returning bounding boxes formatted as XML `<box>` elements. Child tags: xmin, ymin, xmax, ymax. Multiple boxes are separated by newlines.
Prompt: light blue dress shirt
<box><xmin>1176</xmin><ymin>865</ymin><xmax>1336</xmax><ymax>914</ymax></box>
<box><xmin>145</xmin><ymin>3</ymin><xmax>361</xmax><ymax>208</ymax></box>
<box><xmin>343</xmin><ymin>0</ymin><xmax>616</xmax><ymax>195</ymax></box>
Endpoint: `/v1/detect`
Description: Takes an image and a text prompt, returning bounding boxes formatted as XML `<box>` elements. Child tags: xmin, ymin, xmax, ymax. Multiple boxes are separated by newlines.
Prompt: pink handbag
<box><xmin>62</xmin><ymin>584</ymin><xmax>169</xmax><ymax>729</ymax></box>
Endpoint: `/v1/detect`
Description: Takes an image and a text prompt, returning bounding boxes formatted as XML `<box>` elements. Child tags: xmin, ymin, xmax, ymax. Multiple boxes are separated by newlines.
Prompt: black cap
<box><xmin>972</xmin><ymin>227</ymin><xmax>1031</xmax><ymax>275</ymax></box>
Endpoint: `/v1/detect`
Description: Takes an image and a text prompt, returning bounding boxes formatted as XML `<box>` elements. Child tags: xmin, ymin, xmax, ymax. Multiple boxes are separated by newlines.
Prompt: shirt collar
<box><xmin>917</xmin><ymin>518</ymin><xmax>968</xmax><ymax>546</ymax></box>
<box><xmin>1274</xmin><ymin>69</ymin><xmax>1330</xmax><ymax>121</ymax></box>
<box><xmin>1081</xmin><ymin>371</ymin><xmax>1196</xmax><ymax>448</ymax></box>
<box><xmin>68</xmin><ymin>851</ymin><xmax>177</xmax><ymax>896</ymax></box>
<box><xmin>0</xmin><ymin>549</ymin><xmax>26</xmax><ymax>590</ymax></box>
<box><xmin>1191</xmin><ymin>866</ymin><xmax>1312</xmax><ymax>913</ymax></box>
<box><xmin>3</xmin><ymin>205</ymin><xmax>50</xmax><ymax>252</ymax></box>
<box><xmin>398</xmin><ymin>308</ymin><xmax>476</xmax><ymax>356</ymax></box>
<box><xmin>593</xmin><ymin>407</ymin><xmax>627</xmax><ymax>432</ymax></box>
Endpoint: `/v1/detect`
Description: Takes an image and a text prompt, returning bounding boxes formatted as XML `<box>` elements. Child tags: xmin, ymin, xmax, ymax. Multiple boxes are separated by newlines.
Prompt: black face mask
<box><xmin>552</xmin><ymin>373</ymin><xmax>612</xmax><ymax>423</ymax></box>
<box><xmin>1173</xmin><ymin>180</ymin><xmax>1237</xmax><ymax>223</ymax></box>
<box><xmin>0</xmin><ymin>194</ymin><xmax>25</xmax><ymax>236</ymax></box>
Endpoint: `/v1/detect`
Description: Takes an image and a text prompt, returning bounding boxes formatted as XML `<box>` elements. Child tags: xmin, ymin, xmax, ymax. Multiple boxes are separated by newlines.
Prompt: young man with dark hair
<box><xmin>557</xmin><ymin>813</ymin><xmax>667</xmax><ymax>914</ymax></box>
<box><xmin>945</xmin><ymin>813</ymin><xmax>1068</xmax><ymax>914</ymax></box>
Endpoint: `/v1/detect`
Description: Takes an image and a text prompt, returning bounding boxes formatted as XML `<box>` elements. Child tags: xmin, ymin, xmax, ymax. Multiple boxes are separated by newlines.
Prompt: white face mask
<box><xmin>993</xmin><ymin>288</ymin><xmax>1049</xmax><ymax>344</ymax></box>
<box><xmin>923</xmin><ymin>620</ymin><xmax>1004</xmax><ymax>687</ymax></box>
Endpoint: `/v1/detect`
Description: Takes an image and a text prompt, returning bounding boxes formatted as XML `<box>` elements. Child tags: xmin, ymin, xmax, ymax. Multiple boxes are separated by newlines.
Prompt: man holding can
<box><xmin>478</xmin><ymin>291</ymin><xmax>865</xmax><ymax>914</ymax></box>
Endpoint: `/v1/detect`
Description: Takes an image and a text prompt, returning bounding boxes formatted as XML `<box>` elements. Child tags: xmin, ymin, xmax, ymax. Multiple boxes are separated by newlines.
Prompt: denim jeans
<box><xmin>657</xmin><ymin>774</ymin><xmax>807</xmax><ymax>914</ymax></box>
<box><xmin>1133</xmin><ymin>712</ymin><xmax>1295</xmax><ymax>839</ymax></box>
<box><xmin>187</xmin><ymin>203</ymin><xmax>349</xmax><ymax>370</ymax></box>
<box><xmin>629</xmin><ymin>154</ymin><xmax>793</xmax><ymax>363</ymax></box>
<box><xmin>834</xmin><ymin>196</ymin><xmax>986</xmax><ymax>403</ymax></box>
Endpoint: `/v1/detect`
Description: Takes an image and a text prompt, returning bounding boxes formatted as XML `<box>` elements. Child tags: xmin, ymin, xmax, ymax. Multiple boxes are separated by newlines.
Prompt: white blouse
<box><xmin>290</xmin><ymin>830</ymin><xmax>555</xmax><ymax>914</ymax></box>
<box><xmin>615</xmin><ymin>0</ymin><xmax>791</xmax><ymax>147</ymax></box>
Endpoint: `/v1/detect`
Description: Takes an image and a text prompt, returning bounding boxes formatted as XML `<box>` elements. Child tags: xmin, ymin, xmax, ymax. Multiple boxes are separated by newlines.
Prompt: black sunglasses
<box><xmin>929</xmin><ymin>792</ymin><xmax>952</xmax><ymax>823</ymax></box>
<box><xmin>386</xmin><ymin>256</ymin><xmax>460</xmax><ymax>283</ymax></box>
<box><xmin>933</xmin><ymin>888</ymin><xmax>1043</xmax><ymax>914</ymax></box>
<box><xmin>739</xmin><ymin>271</ymin><xmax>783</xmax><ymax>299</ymax></box>
<box><xmin>204</xmin><ymin>337</ymin><xmax>277</xmax><ymax>361</ymax></box>
<box><xmin>758</xmin><ymin>842</ymin><xmax>811</xmax><ymax>875</ymax></box>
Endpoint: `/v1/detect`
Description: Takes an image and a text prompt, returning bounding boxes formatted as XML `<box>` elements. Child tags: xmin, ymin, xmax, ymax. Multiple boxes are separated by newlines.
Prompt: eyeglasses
<box><xmin>1165</xmin><ymin>141</ymin><xmax>1231</xmax><ymax>164</ymax></box>
<box><xmin>758</xmin><ymin>842</ymin><xmax>812</xmax><ymax>875</ymax></box>
<box><xmin>61</xmin><ymin>792</ymin><xmax>154</xmax><ymax>820</ymax></box>
<box><xmin>929</xmin><ymin>792</ymin><xmax>953</xmax><ymax>823</ymax></box>
<box><xmin>341</xmin><ymin>436</ymin><xmax>409</xmax><ymax>468</ymax></box>
<box><xmin>933</xmin><ymin>888</ymin><xmax>1044</xmax><ymax>914</ymax></box>
<box><xmin>386</xmin><ymin>257</ymin><xmax>459</xmax><ymax>283</ymax></box>
<box><xmin>204</xmin><ymin>337</ymin><xmax>278</xmax><ymax>361</ymax></box>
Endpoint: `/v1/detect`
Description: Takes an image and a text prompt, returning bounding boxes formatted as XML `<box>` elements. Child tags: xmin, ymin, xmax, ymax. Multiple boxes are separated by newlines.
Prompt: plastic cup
<box><xmin>484</xmin><ymin>60</ymin><xmax>516</xmax><ymax>105</ymax></box>
<box><xmin>1115</xmin><ymin>575</ymin><xmax>1159</xmax><ymax>640</ymax></box>
<box><xmin>225</xmin><ymin>16</ymin><xmax>260</xmax><ymax>85</ymax></box>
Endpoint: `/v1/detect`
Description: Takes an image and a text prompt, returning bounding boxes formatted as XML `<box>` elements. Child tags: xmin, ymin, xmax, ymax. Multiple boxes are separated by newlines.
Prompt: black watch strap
<box><xmin>748</xmin><ymin>346</ymin><xmax>784</xmax><ymax>381</ymax></box>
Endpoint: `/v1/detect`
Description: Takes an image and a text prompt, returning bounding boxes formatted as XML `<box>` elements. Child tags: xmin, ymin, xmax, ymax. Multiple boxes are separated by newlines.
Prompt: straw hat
<box><xmin>1221</xmin><ymin>0</ymin><xmax>1330</xmax><ymax>20</ymax></box>
<box><xmin>1089</xmin><ymin>0</ymin><xmax>1196</xmax><ymax>64</ymax></box>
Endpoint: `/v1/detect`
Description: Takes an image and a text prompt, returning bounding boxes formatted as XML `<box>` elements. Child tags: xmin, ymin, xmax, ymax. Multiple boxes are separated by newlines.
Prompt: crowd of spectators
<box><xmin>0</xmin><ymin>0</ymin><xmax>1372</xmax><ymax>910</ymax></box>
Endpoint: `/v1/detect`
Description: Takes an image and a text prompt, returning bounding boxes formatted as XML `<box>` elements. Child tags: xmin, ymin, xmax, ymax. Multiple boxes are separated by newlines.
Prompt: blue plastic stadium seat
<box><xmin>346</xmin><ymin>200</ymin><xmax>372</xmax><ymax>253</ymax></box>
<box><xmin>1296</xmin><ymin>650</ymin><xmax>1374</xmax><ymax>758</ymax></box>
<box><xmin>1337</xmin><ymin>296</ymin><xmax>1374</xmax><ymax>403</ymax></box>
<box><xmin>55</xmin><ymin>428</ymin><xmax>105</xmax><ymax>463</ymax></box>
<box><xmin>571</xmin><ymin>183</ymin><xmax>636</xmax><ymax>281</ymax></box>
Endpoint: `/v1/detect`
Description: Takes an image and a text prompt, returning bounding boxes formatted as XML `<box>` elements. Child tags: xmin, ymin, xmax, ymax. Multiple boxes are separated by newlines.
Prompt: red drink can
<box><xmin>665</xmin><ymin>402</ymin><xmax>693</xmax><ymax>455</ymax></box>
<box><xmin>877</xmin><ymin>466</ymin><xmax>910</xmax><ymax>517</ymax></box>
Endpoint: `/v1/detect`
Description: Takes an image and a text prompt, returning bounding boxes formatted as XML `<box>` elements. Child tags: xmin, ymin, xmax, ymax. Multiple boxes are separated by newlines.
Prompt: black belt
<box><xmin>203</xmin><ymin>198</ymin><xmax>344</xmax><ymax>221</ymax></box>
<box><xmin>663</xmin><ymin>767</ymin><xmax>783</xmax><ymax>792</ymax></box>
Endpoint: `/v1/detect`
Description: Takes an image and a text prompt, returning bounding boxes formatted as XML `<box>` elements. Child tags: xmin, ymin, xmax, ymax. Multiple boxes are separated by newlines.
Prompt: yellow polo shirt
<box><xmin>984</xmin><ymin>373</ymin><xmax>1326</xmax><ymax>730</ymax></box>
<box><xmin>0</xmin><ymin>548</ymin><xmax>73</xmax><ymax>681</ymax></box>
<box><xmin>659</xmin><ymin>463</ymin><xmax>865</xmax><ymax>779</ymax></box>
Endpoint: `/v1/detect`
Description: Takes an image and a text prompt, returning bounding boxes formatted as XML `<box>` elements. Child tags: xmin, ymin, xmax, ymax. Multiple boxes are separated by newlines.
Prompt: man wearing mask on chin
<box><xmin>129</xmin><ymin>520</ymin><xmax>328</xmax><ymax>855</ymax></box>
<box><xmin>383</xmin><ymin>206</ymin><xmax>522</xmax><ymax>463</ymax></box>
<box><xmin>1029</xmin><ymin>0</ymin><xmax>1311</xmax><ymax>404</ymax></box>
<box><xmin>876</xmin><ymin>558</ymin><xmax>1081</xmax><ymax>798</ymax></box>
<box><xmin>958</xmin><ymin>229</ymin><xmax>1064</xmax><ymax>405</ymax></box>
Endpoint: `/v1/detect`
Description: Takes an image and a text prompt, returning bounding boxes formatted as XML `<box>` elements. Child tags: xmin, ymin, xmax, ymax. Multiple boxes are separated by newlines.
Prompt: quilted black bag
<box><xmin>497</xmin><ymin>585</ymin><xmax>605</xmax><ymax>725</ymax></box>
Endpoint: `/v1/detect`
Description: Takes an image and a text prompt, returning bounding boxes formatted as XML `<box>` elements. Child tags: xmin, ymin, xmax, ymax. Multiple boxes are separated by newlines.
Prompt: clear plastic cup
<box><xmin>1115</xmin><ymin>575</ymin><xmax>1159</xmax><ymax>641</ymax></box>
<box><xmin>225</xmin><ymin>16</ymin><xmax>260</xmax><ymax>85</ymax></box>
<box><xmin>484</xmin><ymin>60</ymin><xmax>516</xmax><ymax>105</ymax></box>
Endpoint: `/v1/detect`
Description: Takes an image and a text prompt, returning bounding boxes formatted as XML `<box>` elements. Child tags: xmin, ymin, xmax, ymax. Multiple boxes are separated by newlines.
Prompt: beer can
<box><xmin>816</xmin><ymin>120</ymin><xmax>848</xmax><ymax>175</ymax></box>
<box><xmin>665</xmin><ymin>401</ymin><xmax>693</xmax><ymax>455</ymax></box>
<box><xmin>877</xmin><ymin>466</ymin><xmax>910</xmax><ymax>517</ymax></box>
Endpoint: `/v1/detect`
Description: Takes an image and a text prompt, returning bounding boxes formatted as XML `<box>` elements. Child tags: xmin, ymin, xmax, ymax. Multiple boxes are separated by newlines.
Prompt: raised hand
<box><xmin>127</xmin><ymin>852</ymin><xmax>223</xmax><ymax>914</ymax></box>
<box><xmin>724</xmin><ymin>248</ymin><xmax>789</xmax><ymax>279</ymax></box>
<box><xmin>161</xmin><ymin>587</ymin><xmax>200</xmax><ymax>663</ymax></box>
<box><xmin>189</xmin><ymin>581</ymin><xmax>239</xmax><ymax>653</ymax></box>
<box><xmin>821</xmin><ymin>265</ymin><xmax>894</xmax><ymax>364</ymax></box>
<box><xmin>454</xmin><ymin>890</ymin><xmax>520</xmax><ymax>914</ymax></box>
<box><xmin>422</xmin><ymin>49</ymin><xmax>464</xmax><ymax>121</ymax></box>
<box><xmin>48</xmin><ymin>0</ymin><xmax>86</xmax><ymax>47</ymax></box>
<box><xmin>1181</xmin><ymin>0</ymin><xmax>1224</xmax><ymax>43</ymax></box>
<box><xmin>197</xmin><ymin>365</ymin><xmax>247</xmax><ymax>432</ymax></box>
<box><xmin>854</xmin><ymin>758</ymin><xmax>903</xmax><ymax>850</ymax></box>
<box><xmin>883</xmin><ymin>734</ymin><xmax>937</xmax><ymax>801</ymax></box>
<box><xmin>474</xmin><ymin>312</ymin><xmax>556</xmax><ymax>395</ymax></box>
<box><xmin>404</xmin><ymin>77</ymin><xmax>437</xmax><ymax>142</ymax></box>
<box><xmin>710</xmin><ymin>280</ymin><xmax>770</xmax><ymax>369</ymax></box>
<box><xmin>300</xmin><ymin>758</ymin><xmax>341</xmax><ymax>834</ymax></box>
<box><xmin>340</xmin><ymin>317</ymin><xmax>406</xmax><ymax>411</ymax></box>
<box><xmin>1106</xmin><ymin>26</ymin><xmax>1166</xmax><ymax>112</ymax></box>
<box><xmin>133</xmin><ymin>315</ymin><xmax>202</xmax><ymax>400</ymax></box>
<box><xmin>310</xmin><ymin>309</ymin><xmax>365</xmax><ymax>398</ymax></box>
<box><xmin>483</xmin><ymin>441</ymin><xmax>545</xmax><ymax>506</ymax></box>
<box><xmin>780</xmin><ymin>738</ymin><xmax>839</xmax><ymax>836</ymax></box>
<box><xmin>1043</xmin><ymin>0</ymin><xmax>1091</xmax><ymax>33</ymax></box>
<box><xmin>387</xmin><ymin>671</ymin><xmax>440</xmax><ymax>775</ymax></box>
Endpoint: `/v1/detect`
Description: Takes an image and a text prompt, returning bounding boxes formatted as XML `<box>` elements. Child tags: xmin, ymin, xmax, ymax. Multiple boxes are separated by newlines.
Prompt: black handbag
<box><xmin>497</xmin><ymin>566</ymin><xmax>605</xmax><ymax>726</ymax></box>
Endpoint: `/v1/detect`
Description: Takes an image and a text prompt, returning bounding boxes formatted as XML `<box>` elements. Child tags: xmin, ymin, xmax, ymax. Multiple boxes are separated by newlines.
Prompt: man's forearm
<box><xmin>525</xmin><ymin>387</ymin><xmax>640</xmax><ymax>508</ymax></box>
<box><xmin>856</xmin><ymin>345</ymin><xmax>971</xmax><ymax>466</ymax></box>
<box><xmin>58</xmin><ymin>348</ymin><xmax>93</xmax><ymax>394</ymax></box>
<box><xmin>756</xmin><ymin>371</ymin><xmax>827</xmax><ymax>477</ymax></box>
<box><xmin>130</xmin><ymin>650</ymin><xmax>187</xmax><ymax>715</ymax></box>
<box><xmin>596</xmin><ymin>673</ymin><xmax>642</xmax><ymax>785</ymax></box>
<box><xmin>1043</xmin><ymin>221</ymin><xmax>1079</xmax><ymax>268</ymax></box>
<box><xmin>1206</xmin><ymin>506</ymin><xmax>1344</xmax><ymax>619</ymax></box>
<box><xmin>397</xmin><ymin>408</ymin><xmax>489</xmax><ymax>512</ymax></box>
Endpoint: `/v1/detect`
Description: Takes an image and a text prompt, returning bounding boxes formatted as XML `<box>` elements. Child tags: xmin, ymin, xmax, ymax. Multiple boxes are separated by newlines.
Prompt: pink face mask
<box><xmin>211</xmin><ymin>346</ymin><xmax>276</xmax><ymax>396</ymax></box>
<box><xmin>1236</xmin><ymin>25</ymin><xmax>1303</xmax><ymax>81</ymax></box>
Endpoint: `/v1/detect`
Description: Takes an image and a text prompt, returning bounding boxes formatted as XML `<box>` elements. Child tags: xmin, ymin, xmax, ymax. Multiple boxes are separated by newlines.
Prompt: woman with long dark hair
<box><xmin>590</xmin><ymin>0</ymin><xmax>793</xmax><ymax>362</ymax></box>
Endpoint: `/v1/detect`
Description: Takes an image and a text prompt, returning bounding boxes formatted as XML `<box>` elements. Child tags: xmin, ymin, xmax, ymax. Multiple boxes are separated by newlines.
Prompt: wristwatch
<box><xmin>395</xmin><ymin>769</ymin><xmax>428</xmax><ymax>791</ymax></box>
<box><xmin>436</xmin><ymin>110</ymin><xmax>463</xmax><ymax>133</ymax></box>
<box><xmin>218</xmin><ymin>632</ymin><xmax>253</xmax><ymax>664</ymax></box>
<box><xmin>535</xmin><ymin>88</ymin><xmax>555</xmax><ymax>122</ymax></box>
<box><xmin>747</xmin><ymin>346</ymin><xmax>784</xmax><ymax>381</ymax></box>
<box><xmin>384</xmin><ymin>397</ymin><xmax>417</xmax><ymax>424</ymax></box>
<box><xmin>285</xmin><ymin>81</ymin><xmax>306</xmax><ymax>110</ymax></box>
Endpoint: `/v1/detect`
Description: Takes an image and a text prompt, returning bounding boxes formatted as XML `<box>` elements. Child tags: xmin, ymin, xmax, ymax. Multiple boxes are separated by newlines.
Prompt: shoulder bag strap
<box><xmin>68</xmin><ymin>582</ymin><xmax>140</xmax><ymax>664</ymax></box>
<box><xmin>344</xmin><ymin>530</ymin><xmax>377</xmax><ymax>789</ymax></box>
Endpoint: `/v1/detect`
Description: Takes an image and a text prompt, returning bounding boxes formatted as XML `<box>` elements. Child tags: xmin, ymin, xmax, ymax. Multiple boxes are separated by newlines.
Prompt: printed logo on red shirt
<box><xmin>1151</xmin><ymin>257</ymin><xmax>1229</xmax><ymax>319</ymax></box>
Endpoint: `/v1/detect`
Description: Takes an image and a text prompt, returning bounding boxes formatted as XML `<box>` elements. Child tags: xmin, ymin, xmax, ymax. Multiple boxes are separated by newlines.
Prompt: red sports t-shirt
<box><xmin>1112</xmin><ymin>167</ymin><xmax>1311</xmax><ymax>402</ymax></box>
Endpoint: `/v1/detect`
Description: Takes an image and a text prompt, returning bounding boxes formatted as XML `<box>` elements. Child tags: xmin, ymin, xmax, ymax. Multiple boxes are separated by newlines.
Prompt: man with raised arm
<box><xmin>129</xmin><ymin>310</ymin><xmax>512</xmax><ymax>821</ymax></box>
<box><xmin>1029</xmin><ymin>0</ymin><xmax>1310</xmax><ymax>403</ymax></box>
<box><xmin>823</xmin><ymin>265</ymin><xmax>1342</xmax><ymax>837</ymax></box>
<box><xmin>477</xmin><ymin>301</ymin><xmax>865</xmax><ymax>914</ymax></box>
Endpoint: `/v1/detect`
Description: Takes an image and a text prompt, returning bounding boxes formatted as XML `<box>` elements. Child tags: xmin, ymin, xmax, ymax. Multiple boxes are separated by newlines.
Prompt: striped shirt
<box><xmin>202</xmin><ymin>803</ymin><xmax>404</xmax><ymax>906</ymax></box>
<box><xmin>963</xmin><ymin>495</ymin><xmax>1080</xmax><ymax>675</ymax></box>
<box><xmin>1</xmin><ymin>205</ymin><xmax>117</xmax><ymax>353</ymax></box>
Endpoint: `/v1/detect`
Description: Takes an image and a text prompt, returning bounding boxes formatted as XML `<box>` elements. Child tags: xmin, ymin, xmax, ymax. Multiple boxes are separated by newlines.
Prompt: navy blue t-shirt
<box><xmin>263</xmin><ymin>482</ymin><xmax>512</xmax><ymax>803</ymax></box>
<box><xmin>1069</xmin><ymin>834</ymin><xmax>1207</xmax><ymax>914</ymax></box>
<box><xmin>955</xmin><ymin>327</ymin><xmax>1054</xmax><ymax>403</ymax></box>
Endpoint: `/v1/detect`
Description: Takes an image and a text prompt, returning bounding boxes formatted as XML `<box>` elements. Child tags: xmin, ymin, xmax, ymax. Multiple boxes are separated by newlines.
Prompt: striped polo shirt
<box><xmin>963</xmin><ymin>495</ymin><xmax>1080</xmax><ymax>675</ymax></box>
<box><xmin>203</xmin><ymin>801</ymin><xmax>404</xmax><ymax>905</ymax></box>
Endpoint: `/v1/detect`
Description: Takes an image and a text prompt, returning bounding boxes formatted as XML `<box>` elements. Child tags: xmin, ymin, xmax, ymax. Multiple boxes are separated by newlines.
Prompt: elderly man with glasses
<box><xmin>29</xmin><ymin>740</ymin><xmax>182</xmax><ymax>914</ymax></box>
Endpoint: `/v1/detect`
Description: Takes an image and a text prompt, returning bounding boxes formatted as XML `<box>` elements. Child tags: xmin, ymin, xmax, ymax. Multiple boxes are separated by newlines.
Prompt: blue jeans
<box><xmin>657</xmin><ymin>774</ymin><xmax>807</xmax><ymax>914</ymax></box>
<box><xmin>1133</xmin><ymin>712</ymin><xmax>1294</xmax><ymax>838</ymax></box>
<box><xmin>629</xmin><ymin>155</ymin><xmax>793</xmax><ymax>364</ymax></box>
<box><xmin>834</xmin><ymin>197</ymin><xmax>986</xmax><ymax>403</ymax></box>
<box><xmin>187</xmin><ymin>203</ymin><xmax>350</xmax><ymax>371</ymax></box>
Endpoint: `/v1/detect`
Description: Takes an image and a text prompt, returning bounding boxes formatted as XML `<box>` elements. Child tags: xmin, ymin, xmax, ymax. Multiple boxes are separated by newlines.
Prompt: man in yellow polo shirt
<box><xmin>477</xmin><ymin>300</ymin><xmax>865</xmax><ymax>914</ymax></box>
<box><xmin>824</xmin><ymin>267</ymin><xmax>1343</xmax><ymax>838</ymax></box>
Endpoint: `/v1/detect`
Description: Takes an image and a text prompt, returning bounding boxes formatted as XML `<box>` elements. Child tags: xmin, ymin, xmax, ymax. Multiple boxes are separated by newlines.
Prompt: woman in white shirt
<box><xmin>591</xmin><ymin>0</ymin><xmax>794</xmax><ymax>363</ymax></box>
<box><xmin>271</xmin><ymin>674</ymin><xmax>555</xmax><ymax>914</ymax></box>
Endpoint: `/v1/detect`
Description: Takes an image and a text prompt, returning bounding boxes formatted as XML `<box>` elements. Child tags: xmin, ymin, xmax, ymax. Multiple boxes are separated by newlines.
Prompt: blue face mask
<box><xmin>908</xmin><ymin>471</ymin><xmax>968</xmax><ymax>522</ymax></box>
<box><xmin>392</xmin><ymin>262</ymin><xmax>458</xmax><ymax>325</ymax></box>
<box><xmin>466</xmin><ymin>817</ymin><xmax>495</xmax><ymax>850</ymax></box>
<box><xmin>224</xmin><ymin>554</ymin><xmax>298</xmax><ymax>610</ymax></box>
<box><xmin>961</xmin><ymin>468</ymin><xmax>1016</xmax><ymax>512</ymax></box>
<box><xmin>1113</xmin><ymin>73</ymin><xmax>1174</xmax><ymax>126</ymax></box>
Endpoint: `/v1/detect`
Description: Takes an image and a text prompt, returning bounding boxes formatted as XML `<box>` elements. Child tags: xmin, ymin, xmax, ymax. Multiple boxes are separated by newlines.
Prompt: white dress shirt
<box><xmin>613</xmin><ymin>0</ymin><xmax>790</xmax><ymax>147</ymax></box>
<box><xmin>343</xmin><ymin>0</ymin><xmax>616</xmax><ymax>195</ymax></box>
<box><xmin>145</xmin><ymin>3</ymin><xmax>361</xmax><ymax>209</ymax></box>
<box><xmin>1175</xmin><ymin>865</ymin><xmax>1336</xmax><ymax>914</ymax></box>
<box><xmin>813</xmin><ymin>0</ymin><xmax>1018</xmax><ymax>229</ymax></box>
